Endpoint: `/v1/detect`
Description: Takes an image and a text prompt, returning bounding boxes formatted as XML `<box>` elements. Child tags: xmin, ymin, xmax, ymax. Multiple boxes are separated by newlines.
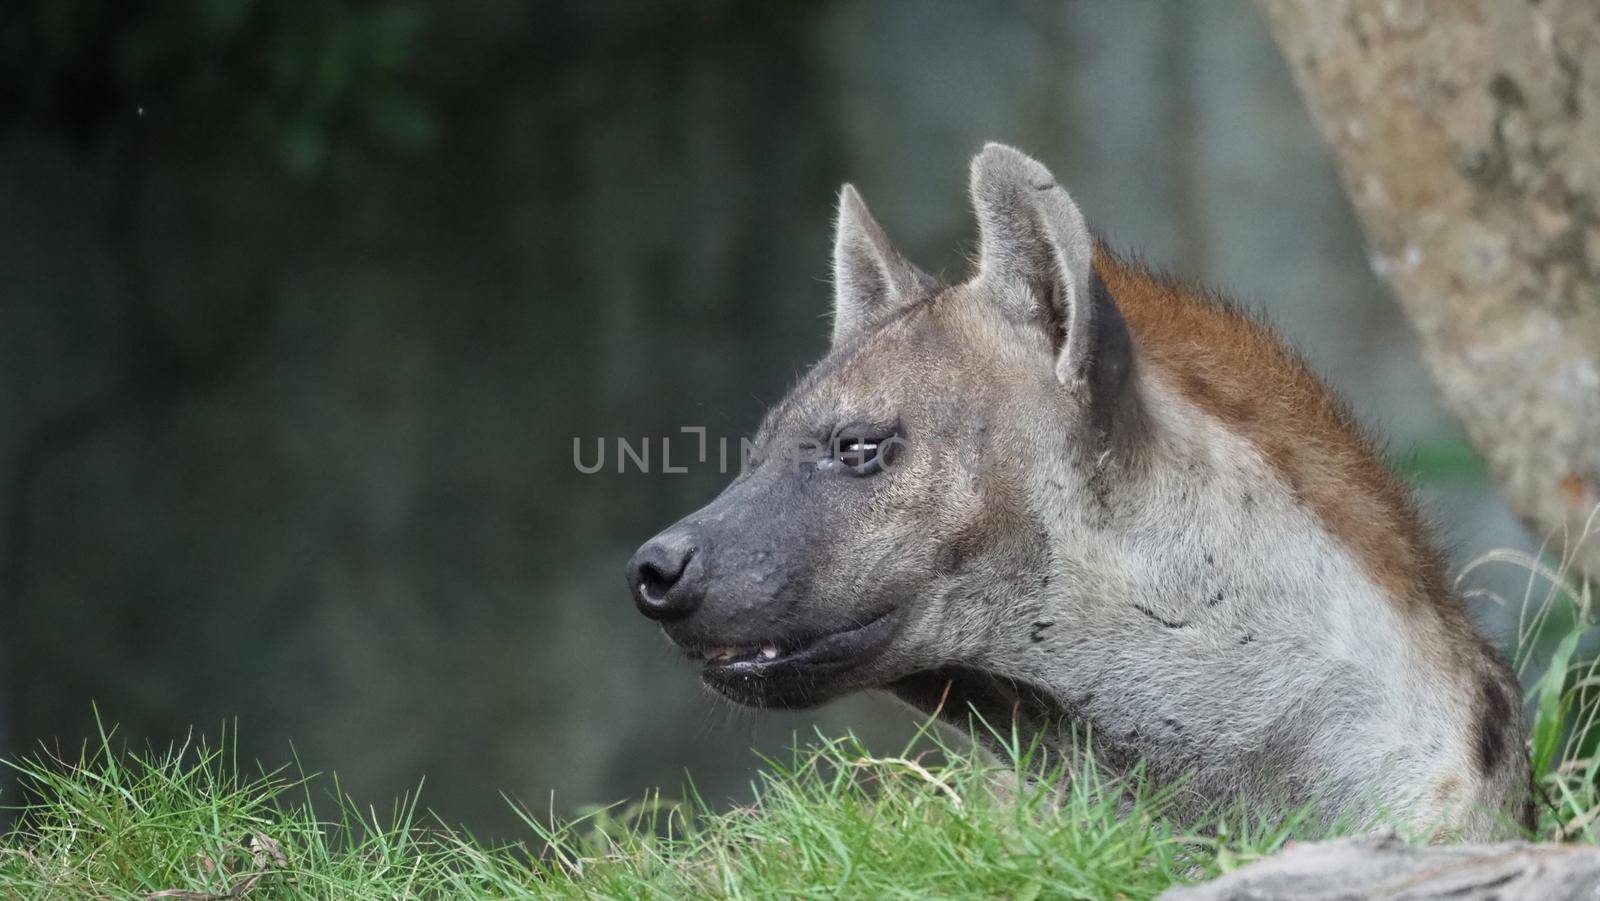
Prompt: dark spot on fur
<box><xmin>1207</xmin><ymin>590</ymin><xmax>1224</xmax><ymax>608</ymax></box>
<box><xmin>939</xmin><ymin>518</ymin><xmax>1002</xmax><ymax>574</ymax></box>
<box><xmin>1261</xmin><ymin>439</ymin><xmax>1305</xmax><ymax>499</ymax></box>
<box><xmin>1204</xmin><ymin>553</ymin><xmax>1214</xmax><ymax>566</ymax></box>
<box><xmin>1241</xmin><ymin>491</ymin><xmax>1254</xmax><ymax>509</ymax></box>
<box><xmin>1239</xmin><ymin>633</ymin><xmax>1254</xmax><ymax>645</ymax></box>
<box><xmin>1163</xmin><ymin>717</ymin><xmax>1183</xmax><ymax>734</ymax></box>
<box><xmin>1178</xmin><ymin>371</ymin><xmax>1255</xmax><ymax>425</ymax></box>
<box><xmin>1489</xmin><ymin>72</ymin><xmax>1526</xmax><ymax>109</ymax></box>
<box><xmin>1474</xmin><ymin>676</ymin><xmax>1513</xmax><ymax>776</ymax></box>
<box><xmin>1133</xmin><ymin>603</ymin><xmax>1188</xmax><ymax>629</ymax></box>
<box><xmin>1030</xmin><ymin>620</ymin><xmax>1054</xmax><ymax>643</ymax></box>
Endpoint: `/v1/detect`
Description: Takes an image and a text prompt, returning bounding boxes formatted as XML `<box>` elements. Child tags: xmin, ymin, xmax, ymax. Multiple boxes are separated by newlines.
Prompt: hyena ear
<box><xmin>969</xmin><ymin>143</ymin><xmax>1132</xmax><ymax>404</ymax></box>
<box><xmin>832</xmin><ymin>184</ymin><xmax>938</xmax><ymax>347</ymax></box>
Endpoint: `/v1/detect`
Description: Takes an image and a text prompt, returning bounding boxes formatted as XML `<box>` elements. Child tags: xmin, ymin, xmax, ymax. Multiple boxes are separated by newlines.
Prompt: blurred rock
<box><xmin>1163</xmin><ymin>833</ymin><xmax>1600</xmax><ymax>900</ymax></box>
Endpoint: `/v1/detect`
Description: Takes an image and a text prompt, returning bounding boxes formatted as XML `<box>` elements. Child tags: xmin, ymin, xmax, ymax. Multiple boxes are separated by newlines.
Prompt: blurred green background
<box><xmin>0</xmin><ymin>0</ymin><xmax>1536</xmax><ymax>838</ymax></box>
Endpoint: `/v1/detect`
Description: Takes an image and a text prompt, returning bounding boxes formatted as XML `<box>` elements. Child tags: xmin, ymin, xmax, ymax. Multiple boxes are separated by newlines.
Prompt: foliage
<box><xmin>1390</xmin><ymin>433</ymin><xmax>1489</xmax><ymax>486</ymax></box>
<box><xmin>1464</xmin><ymin>509</ymin><xmax>1600</xmax><ymax>840</ymax></box>
<box><xmin>1</xmin><ymin>0</ymin><xmax>434</xmax><ymax>174</ymax></box>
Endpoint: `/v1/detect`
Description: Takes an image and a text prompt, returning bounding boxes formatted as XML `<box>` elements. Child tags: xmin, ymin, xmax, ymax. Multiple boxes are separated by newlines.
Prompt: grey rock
<box><xmin>1162</xmin><ymin>833</ymin><xmax>1600</xmax><ymax>900</ymax></box>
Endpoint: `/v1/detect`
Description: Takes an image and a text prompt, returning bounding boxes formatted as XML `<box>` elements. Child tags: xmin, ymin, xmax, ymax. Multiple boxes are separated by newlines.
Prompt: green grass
<box><xmin>1465</xmin><ymin>517</ymin><xmax>1600</xmax><ymax>840</ymax></box>
<box><xmin>2</xmin><ymin>533</ymin><xmax>1597</xmax><ymax>898</ymax></box>
<box><xmin>0</xmin><ymin>718</ymin><xmax>1328</xmax><ymax>900</ymax></box>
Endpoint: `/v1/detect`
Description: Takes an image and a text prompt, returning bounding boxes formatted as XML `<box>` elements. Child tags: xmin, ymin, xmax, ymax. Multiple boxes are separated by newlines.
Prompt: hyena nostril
<box><xmin>638</xmin><ymin>561</ymin><xmax>678</xmax><ymax>604</ymax></box>
<box><xmin>627</xmin><ymin>537</ymin><xmax>701</xmax><ymax>621</ymax></box>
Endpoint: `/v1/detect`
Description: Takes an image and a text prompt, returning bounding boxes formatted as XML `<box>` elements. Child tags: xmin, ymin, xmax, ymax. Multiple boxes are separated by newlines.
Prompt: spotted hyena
<box><xmin>627</xmin><ymin>144</ymin><xmax>1531</xmax><ymax>838</ymax></box>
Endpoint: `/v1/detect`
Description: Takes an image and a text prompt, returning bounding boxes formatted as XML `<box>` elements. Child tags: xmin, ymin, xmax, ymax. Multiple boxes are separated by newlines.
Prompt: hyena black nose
<box><xmin>627</xmin><ymin>533</ymin><xmax>702</xmax><ymax>621</ymax></box>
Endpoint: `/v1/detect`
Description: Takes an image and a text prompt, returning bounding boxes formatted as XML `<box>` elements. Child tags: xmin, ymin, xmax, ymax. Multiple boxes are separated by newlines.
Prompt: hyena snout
<box><xmin>627</xmin><ymin>529</ymin><xmax>704</xmax><ymax>621</ymax></box>
<box><xmin>627</xmin><ymin>482</ymin><xmax>907</xmax><ymax>709</ymax></box>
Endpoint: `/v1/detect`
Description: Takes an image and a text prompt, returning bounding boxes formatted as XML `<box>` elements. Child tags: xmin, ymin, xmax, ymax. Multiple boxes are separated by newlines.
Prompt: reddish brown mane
<box><xmin>1094</xmin><ymin>248</ymin><xmax>1456</xmax><ymax>617</ymax></box>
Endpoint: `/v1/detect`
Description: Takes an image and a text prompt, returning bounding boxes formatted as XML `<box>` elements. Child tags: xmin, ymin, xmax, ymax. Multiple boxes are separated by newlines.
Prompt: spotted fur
<box><xmin>631</xmin><ymin>144</ymin><xmax>1532</xmax><ymax>840</ymax></box>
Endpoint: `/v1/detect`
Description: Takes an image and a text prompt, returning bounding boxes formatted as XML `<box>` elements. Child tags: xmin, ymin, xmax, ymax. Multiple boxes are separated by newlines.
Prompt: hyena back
<box><xmin>628</xmin><ymin>144</ymin><xmax>1532</xmax><ymax>839</ymax></box>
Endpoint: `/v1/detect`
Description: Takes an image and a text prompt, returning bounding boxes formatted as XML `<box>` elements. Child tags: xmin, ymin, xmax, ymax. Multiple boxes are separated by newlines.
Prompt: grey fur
<box><xmin>970</xmin><ymin>143</ymin><xmax>1096</xmax><ymax>387</ymax></box>
<box><xmin>832</xmin><ymin>184</ymin><xmax>938</xmax><ymax>347</ymax></box>
<box><xmin>630</xmin><ymin>144</ymin><xmax>1531</xmax><ymax>842</ymax></box>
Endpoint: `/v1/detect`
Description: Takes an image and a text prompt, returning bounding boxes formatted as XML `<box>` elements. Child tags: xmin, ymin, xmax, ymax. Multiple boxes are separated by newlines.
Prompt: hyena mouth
<box><xmin>688</xmin><ymin>644</ymin><xmax>781</xmax><ymax>666</ymax></box>
<box><xmin>690</xmin><ymin>608</ymin><xmax>900</xmax><ymax>708</ymax></box>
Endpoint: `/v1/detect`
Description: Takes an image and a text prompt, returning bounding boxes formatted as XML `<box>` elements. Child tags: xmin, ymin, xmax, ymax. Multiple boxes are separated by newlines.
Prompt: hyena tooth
<box><xmin>760</xmin><ymin>644</ymin><xmax>779</xmax><ymax>660</ymax></box>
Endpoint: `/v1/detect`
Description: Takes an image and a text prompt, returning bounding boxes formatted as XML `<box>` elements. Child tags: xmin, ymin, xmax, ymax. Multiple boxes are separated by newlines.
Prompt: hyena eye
<box><xmin>827</xmin><ymin>424</ymin><xmax>901</xmax><ymax>476</ymax></box>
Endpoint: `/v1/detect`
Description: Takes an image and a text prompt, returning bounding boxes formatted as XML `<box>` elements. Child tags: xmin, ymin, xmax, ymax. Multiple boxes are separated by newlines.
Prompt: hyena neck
<box><xmin>956</xmin><ymin>384</ymin><xmax>1423</xmax><ymax>785</ymax></box>
<box><xmin>1091</xmin><ymin>250</ymin><xmax>1459</xmax><ymax>617</ymax></box>
<box><xmin>903</xmin><ymin>255</ymin><xmax>1522</xmax><ymax>827</ymax></box>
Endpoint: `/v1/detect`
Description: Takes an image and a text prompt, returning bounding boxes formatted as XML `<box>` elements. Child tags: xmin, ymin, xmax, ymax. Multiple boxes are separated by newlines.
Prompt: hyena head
<box><xmin>627</xmin><ymin>144</ymin><xmax>1137</xmax><ymax>709</ymax></box>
